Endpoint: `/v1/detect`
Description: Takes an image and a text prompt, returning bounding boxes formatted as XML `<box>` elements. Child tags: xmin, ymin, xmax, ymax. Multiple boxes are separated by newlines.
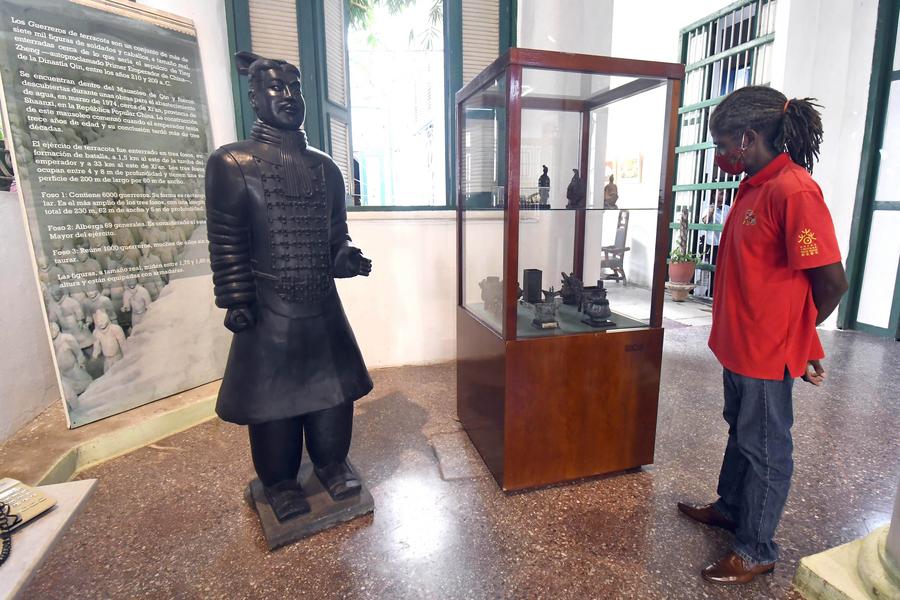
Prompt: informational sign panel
<box><xmin>0</xmin><ymin>0</ymin><xmax>229</xmax><ymax>427</ymax></box>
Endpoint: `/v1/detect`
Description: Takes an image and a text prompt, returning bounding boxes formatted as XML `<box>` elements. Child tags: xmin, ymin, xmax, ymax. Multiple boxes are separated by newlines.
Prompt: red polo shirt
<box><xmin>708</xmin><ymin>153</ymin><xmax>841</xmax><ymax>380</ymax></box>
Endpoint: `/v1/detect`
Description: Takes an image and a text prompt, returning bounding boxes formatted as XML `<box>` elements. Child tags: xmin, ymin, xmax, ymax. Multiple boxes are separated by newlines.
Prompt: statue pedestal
<box><xmin>794</xmin><ymin>478</ymin><xmax>900</xmax><ymax>599</ymax></box>
<box><xmin>245</xmin><ymin>461</ymin><xmax>374</xmax><ymax>551</ymax></box>
<box><xmin>665</xmin><ymin>281</ymin><xmax>696</xmax><ymax>302</ymax></box>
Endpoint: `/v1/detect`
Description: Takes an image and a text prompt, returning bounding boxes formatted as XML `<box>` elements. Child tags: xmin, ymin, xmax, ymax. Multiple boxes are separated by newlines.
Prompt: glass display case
<box><xmin>456</xmin><ymin>49</ymin><xmax>683</xmax><ymax>491</ymax></box>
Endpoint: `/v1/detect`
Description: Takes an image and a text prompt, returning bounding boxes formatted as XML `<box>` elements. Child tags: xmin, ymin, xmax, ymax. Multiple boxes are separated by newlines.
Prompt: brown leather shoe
<box><xmin>677</xmin><ymin>502</ymin><xmax>737</xmax><ymax>532</ymax></box>
<box><xmin>702</xmin><ymin>552</ymin><xmax>775</xmax><ymax>584</ymax></box>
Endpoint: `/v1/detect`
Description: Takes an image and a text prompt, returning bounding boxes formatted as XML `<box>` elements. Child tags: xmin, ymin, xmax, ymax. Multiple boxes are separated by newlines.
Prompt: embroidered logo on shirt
<box><xmin>798</xmin><ymin>228</ymin><xmax>819</xmax><ymax>257</ymax></box>
<box><xmin>742</xmin><ymin>210</ymin><xmax>757</xmax><ymax>226</ymax></box>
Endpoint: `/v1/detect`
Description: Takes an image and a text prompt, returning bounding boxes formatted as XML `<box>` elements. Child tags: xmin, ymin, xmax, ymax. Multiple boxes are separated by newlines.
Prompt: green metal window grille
<box><xmin>673</xmin><ymin>0</ymin><xmax>778</xmax><ymax>299</ymax></box>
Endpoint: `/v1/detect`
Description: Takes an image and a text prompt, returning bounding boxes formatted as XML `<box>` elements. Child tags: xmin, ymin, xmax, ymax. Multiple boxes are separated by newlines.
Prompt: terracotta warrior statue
<box><xmin>205</xmin><ymin>52</ymin><xmax>373</xmax><ymax>522</ymax></box>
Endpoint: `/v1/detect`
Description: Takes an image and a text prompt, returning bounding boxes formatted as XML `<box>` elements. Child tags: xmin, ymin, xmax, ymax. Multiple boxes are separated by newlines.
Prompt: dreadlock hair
<box><xmin>709</xmin><ymin>86</ymin><xmax>824</xmax><ymax>174</ymax></box>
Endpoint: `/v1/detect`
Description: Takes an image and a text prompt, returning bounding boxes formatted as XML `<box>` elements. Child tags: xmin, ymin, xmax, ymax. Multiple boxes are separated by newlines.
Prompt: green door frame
<box><xmin>227</xmin><ymin>0</ymin><xmax>516</xmax><ymax>209</ymax></box>
<box><xmin>838</xmin><ymin>0</ymin><xmax>900</xmax><ymax>339</ymax></box>
<box><xmin>223</xmin><ymin>0</ymin><xmax>328</xmax><ymax>146</ymax></box>
<box><xmin>444</xmin><ymin>0</ymin><xmax>516</xmax><ymax>209</ymax></box>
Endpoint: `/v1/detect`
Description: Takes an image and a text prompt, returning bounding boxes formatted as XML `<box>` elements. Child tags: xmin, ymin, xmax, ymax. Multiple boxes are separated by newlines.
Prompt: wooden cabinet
<box><xmin>456</xmin><ymin>49</ymin><xmax>684</xmax><ymax>491</ymax></box>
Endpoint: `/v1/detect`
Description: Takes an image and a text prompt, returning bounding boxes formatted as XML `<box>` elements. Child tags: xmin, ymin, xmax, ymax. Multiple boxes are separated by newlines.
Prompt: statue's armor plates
<box><xmin>255</xmin><ymin>156</ymin><xmax>332</xmax><ymax>305</ymax></box>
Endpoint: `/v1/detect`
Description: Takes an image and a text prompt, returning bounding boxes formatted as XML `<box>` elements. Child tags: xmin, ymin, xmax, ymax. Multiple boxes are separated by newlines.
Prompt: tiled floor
<box><xmin>25</xmin><ymin>326</ymin><xmax>899</xmax><ymax>599</ymax></box>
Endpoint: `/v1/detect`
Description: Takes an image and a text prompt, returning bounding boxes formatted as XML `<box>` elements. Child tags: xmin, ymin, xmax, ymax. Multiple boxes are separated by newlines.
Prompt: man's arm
<box><xmin>806</xmin><ymin>262</ymin><xmax>849</xmax><ymax>326</ymax></box>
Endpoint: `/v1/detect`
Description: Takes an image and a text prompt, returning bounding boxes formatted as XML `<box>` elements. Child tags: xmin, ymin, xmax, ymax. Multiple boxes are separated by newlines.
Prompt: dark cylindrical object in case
<box><xmin>523</xmin><ymin>269</ymin><xmax>542</xmax><ymax>304</ymax></box>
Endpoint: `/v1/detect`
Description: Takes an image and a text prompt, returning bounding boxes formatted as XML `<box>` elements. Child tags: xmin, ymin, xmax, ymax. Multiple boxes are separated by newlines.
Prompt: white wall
<box><xmin>0</xmin><ymin>192</ymin><xmax>59</xmax><ymax>442</ymax></box>
<box><xmin>772</xmin><ymin>0</ymin><xmax>879</xmax><ymax>329</ymax></box>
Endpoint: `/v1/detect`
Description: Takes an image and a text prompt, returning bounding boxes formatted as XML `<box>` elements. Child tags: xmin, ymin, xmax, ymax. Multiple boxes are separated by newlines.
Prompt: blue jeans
<box><xmin>713</xmin><ymin>368</ymin><xmax>795</xmax><ymax>565</ymax></box>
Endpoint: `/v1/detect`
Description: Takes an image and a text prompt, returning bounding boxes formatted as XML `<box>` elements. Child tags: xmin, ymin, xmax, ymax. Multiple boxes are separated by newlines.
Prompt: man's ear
<box><xmin>742</xmin><ymin>129</ymin><xmax>761</xmax><ymax>151</ymax></box>
<box><xmin>247</xmin><ymin>88</ymin><xmax>257</xmax><ymax>110</ymax></box>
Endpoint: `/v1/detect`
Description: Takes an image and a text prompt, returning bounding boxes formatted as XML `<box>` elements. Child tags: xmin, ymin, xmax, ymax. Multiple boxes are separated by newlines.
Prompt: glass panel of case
<box><xmin>515</xmin><ymin>67</ymin><xmax>668</xmax><ymax>338</ymax></box>
<box><xmin>461</xmin><ymin>77</ymin><xmax>506</xmax><ymax>334</ymax></box>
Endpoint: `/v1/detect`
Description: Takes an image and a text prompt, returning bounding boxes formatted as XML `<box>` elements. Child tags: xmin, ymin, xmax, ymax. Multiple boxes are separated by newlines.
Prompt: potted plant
<box><xmin>667</xmin><ymin>206</ymin><xmax>699</xmax><ymax>301</ymax></box>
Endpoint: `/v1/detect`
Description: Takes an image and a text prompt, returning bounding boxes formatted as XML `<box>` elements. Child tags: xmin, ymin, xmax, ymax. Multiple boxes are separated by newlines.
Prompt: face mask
<box><xmin>714</xmin><ymin>132</ymin><xmax>748</xmax><ymax>175</ymax></box>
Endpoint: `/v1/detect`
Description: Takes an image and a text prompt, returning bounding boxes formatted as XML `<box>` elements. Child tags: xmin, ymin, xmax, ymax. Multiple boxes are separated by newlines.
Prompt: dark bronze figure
<box><xmin>538</xmin><ymin>165</ymin><xmax>550</xmax><ymax>205</ymax></box>
<box><xmin>581</xmin><ymin>280</ymin><xmax>615</xmax><ymax>328</ymax></box>
<box><xmin>560</xmin><ymin>271</ymin><xmax>584</xmax><ymax>306</ymax></box>
<box><xmin>205</xmin><ymin>52</ymin><xmax>373</xmax><ymax>523</ymax></box>
<box><xmin>566</xmin><ymin>168</ymin><xmax>586</xmax><ymax>209</ymax></box>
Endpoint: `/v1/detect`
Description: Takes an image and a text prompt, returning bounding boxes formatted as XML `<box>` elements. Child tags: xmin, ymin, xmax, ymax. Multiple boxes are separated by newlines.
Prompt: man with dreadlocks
<box><xmin>205</xmin><ymin>52</ymin><xmax>373</xmax><ymax>524</ymax></box>
<box><xmin>676</xmin><ymin>86</ymin><xmax>848</xmax><ymax>584</ymax></box>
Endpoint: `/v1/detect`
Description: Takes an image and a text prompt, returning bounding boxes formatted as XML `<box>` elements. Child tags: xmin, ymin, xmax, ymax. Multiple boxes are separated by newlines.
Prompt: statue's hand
<box><xmin>224</xmin><ymin>305</ymin><xmax>256</xmax><ymax>333</ymax></box>
<box><xmin>333</xmin><ymin>245</ymin><xmax>372</xmax><ymax>278</ymax></box>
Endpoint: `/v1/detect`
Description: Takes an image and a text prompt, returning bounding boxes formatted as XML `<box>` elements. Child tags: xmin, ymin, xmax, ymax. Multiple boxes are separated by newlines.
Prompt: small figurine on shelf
<box><xmin>479</xmin><ymin>276</ymin><xmax>503</xmax><ymax>317</ymax></box>
<box><xmin>523</xmin><ymin>269</ymin><xmax>543</xmax><ymax>304</ymax></box>
<box><xmin>603</xmin><ymin>174</ymin><xmax>619</xmax><ymax>209</ymax></box>
<box><xmin>560</xmin><ymin>272</ymin><xmax>584</xmax><ymax>307</ymax></box>
<box><xmin>532</xmin><ymin>286</ymin><xmax>560</xmax><ymax>330</ymax></box>
<box><xmin>581</xmin><ymin>280</ymin><xmax>616</xmax><ymax>328</ymax></box>
<box><xmin>538</xmin><ymin>165</ymin><xmax>550</xmax><ymax>206</ymax></box>
<box><xmin>566</xmin><ymin>168</ymin><xmax>586</xmax><ymax>209</ymax></box>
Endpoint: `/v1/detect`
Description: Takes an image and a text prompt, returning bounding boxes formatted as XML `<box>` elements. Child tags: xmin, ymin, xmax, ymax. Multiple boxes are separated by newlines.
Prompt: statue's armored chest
<box><xmin>253</xmin><ymin>155</ymin><xmax>332</xmax><ymax>305</ymax></box>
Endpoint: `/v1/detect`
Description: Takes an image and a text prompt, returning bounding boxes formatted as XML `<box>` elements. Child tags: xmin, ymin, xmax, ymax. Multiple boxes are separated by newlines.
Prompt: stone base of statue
<box><xmin>793</xmin><ymin>525</ymin><xmax>899</xmax><ymax>600</ymax></box>
<box><xmin>245</xmin><ymin>460</ymin><xmax>374</xmax><ymax>550</ymax></box>
<box><xmin>665</xmin><ymin>281</ymin><xmax>696</xmax><ymax>302</ymax></box>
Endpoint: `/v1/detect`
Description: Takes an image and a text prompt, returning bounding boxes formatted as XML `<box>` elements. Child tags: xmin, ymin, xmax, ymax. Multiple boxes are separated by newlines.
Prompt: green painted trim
<box><xmin>38</xmin><ymin>397</ymin><xmax>217</xmax><ymax>485</ymax></box>
<box><xmin>685</xmin><ymin>33</ymin><xmax>775</xmax><ymax>73</ymax></box>
<box><xmin>851</xmin><ymin>321</ymin><xmax>893</xmax><ymax>337</ymax></box>
<box><xmin>672</xmin><ymin>181</ymin><xmax>740</xmax><ymax>192</ymax></box>
<box><xmin>224</xmin><ymin>0</ymin><xmax>254</xmax><ymax>139</ymax></box>
<box><xmin>680</xmin><ymin>0</ymin><xmax>759</xmax><ymax>34</ymax></box>
<box><xmin>675</xmin><ymin>141</ymin><xmax>715</xmax><ymax>154</ymax></box>
<box><xmin>873</xmin><ymin>201</ymin><xmax>900</xmax><ymax>210</ymax></box>
<box><xmin>678</xmin><ymin>96</ymin><xmax>725</xmax><ymax>115</ymax></box>
<box><xmin>298</xmin><ymin>0</ymin><xmax>326</xmax><ymax>149</ymax></box>
<box><xmin>444</xmin><ymin>0</ymin><xmax>462</xmax><ymax>208</ymax></box>
<box><xmin>839</xmin><ymin>0</ymin><xmax>900</xmax><ymax>330</ymax></box>
<box><xmin>668</xmin><ymin>222</ymin><xmax>724</xmax><ymax>231</ymax></box>
<box><xmin>499</xmin><ymin>0</ymin><xmax>517</xmax><ymax>53</ymax></box>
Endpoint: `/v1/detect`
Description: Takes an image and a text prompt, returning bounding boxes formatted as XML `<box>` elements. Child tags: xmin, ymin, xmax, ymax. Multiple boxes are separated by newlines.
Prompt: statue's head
<box><xmin>126</xmin><ymin>277</ymin><xmax>137</xmax><ymax>289</ymax></box>
<box><xmin>50</xmin><ymin>284</ymin><xmax>64</xmax><ymax>301</ymax></box>
<box><xmin>94</xmin><ymin>309</ymin><xmax>110</xmax><ymax>330</ymax></box>
<box><xmin>608</xmin><ymin>174</ymin><xmax>614</xmax><ymax>183</ymax></box>
<box><xmin>87</xmin><ymin>284</ymin><xmax>100</xmax><ymax>299</ymax></box>
<box><xmin>50</xmin><ymin>321</ymin><xmax>60</xmax><ymax>339</ymax></box>
<box><xmin>542</xmin><ymin>165</ymin><xmax>548</xmax><ymax>174</ymax></box>
<box><xmin>37</xmin><ymin>254</ymin><xmax>49</xmax><ymax>271</ymax></box>
<box><xmin>237</xmin><ymin>52</ymin><xmax>305</xmax><ymax>130</ymax></box>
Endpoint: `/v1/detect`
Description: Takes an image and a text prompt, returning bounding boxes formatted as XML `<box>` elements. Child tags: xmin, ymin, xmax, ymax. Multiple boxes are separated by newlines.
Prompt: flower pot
<box><xmin>668</xmin><ymin>261</ymin><xmax>697</xmax><ymax>284</ymax></box>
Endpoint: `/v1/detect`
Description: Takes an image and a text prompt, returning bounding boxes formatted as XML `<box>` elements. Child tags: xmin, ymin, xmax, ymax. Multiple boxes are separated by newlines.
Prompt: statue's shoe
<box><xmin>262</xmin><ymin>480</ymin><xmax>311</xmax><ymax>522</ymax></box>
<box><xmin>314</xmin><ymin>460</ymin><xmax>362</xmax><ymax>502</ymax></box>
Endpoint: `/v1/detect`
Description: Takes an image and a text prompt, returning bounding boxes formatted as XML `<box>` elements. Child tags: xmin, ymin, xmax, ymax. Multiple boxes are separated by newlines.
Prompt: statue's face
<box><xmin>126</xmin><ymin>279</ymin><xmax>137</xmax><ymax>289</ymax></box>
<box><xmin>51</xmin><ymin>286</ymin><xmax>63</xmax><ymax>301</ymax></box>
<box><xmin>87</xmin><ymin>288</ymin><xmax>99</xmax><ymax>299</ymax></box>
<box><xmin>94</xmin><ymin>310</ymin><xmax>109</xmax><ymax>330</ymax></box>
<box><xmin>250</xmin><ymin>66</ymin><xmax>305</xmax><ymax>130</ymax></box>
<box><xmin>50</xmin><ymin>322</ymin><xmax>60</xmax><ymax>338</ymax></box>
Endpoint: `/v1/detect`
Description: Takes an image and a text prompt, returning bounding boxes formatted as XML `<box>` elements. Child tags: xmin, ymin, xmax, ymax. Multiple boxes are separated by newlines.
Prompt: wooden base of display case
<box><xmin>456</xmin><ymin>306</ymin><xmax>663</xmax><ymax>492</ymax></box>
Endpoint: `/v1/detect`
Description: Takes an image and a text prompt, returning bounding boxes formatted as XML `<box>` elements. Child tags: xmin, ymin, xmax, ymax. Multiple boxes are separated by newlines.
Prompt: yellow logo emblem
<box><xmin>742</xmin><ymin>210</ymin><xmax>757</xmax><ymax>226</ymax></box>
<box><xmin>798</xmin><ymin>228</ymin><xmax>819</xmax><ymax>257</ymax></box>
